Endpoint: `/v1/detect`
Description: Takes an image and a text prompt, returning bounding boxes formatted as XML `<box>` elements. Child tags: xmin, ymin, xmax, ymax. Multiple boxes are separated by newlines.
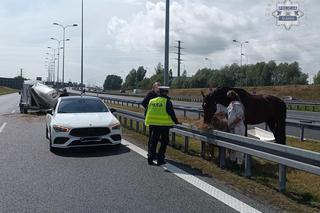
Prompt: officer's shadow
<box><xmin>163</xmin><ymin>159</ymin><xmax>212</xmax><ymax>179</ymax></box>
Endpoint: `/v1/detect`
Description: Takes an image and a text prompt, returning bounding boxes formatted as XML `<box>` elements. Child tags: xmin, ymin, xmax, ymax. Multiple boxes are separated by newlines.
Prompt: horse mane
<box><xmin>207</xmin><ymin>87</ymin><xmax>251</xmax><ymax>98</ymax></box>
<box><xmin>205</xmin><ymin>87</ymin><xmax>252</xmax><ymax>105</ymax></box>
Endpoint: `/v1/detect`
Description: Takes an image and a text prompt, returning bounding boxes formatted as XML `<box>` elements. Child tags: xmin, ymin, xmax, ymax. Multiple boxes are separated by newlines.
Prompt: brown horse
<box><xmin>201</xmin><ymin>87</ymin><xmax>287</xmax><ymax>145</ymax></box>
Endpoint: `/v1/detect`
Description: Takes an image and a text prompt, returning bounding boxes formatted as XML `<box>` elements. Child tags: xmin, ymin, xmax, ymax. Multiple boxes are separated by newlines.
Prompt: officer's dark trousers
<box><xmin>148</xmin><ymin>125</ymin><xmax>170</xmax><ymax>162</ymax></box>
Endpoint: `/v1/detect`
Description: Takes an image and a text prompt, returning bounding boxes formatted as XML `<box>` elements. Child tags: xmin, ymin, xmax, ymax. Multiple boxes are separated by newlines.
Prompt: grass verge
<box><xmin>0</xmin><ymin>87</ymin><xmax>17</xmax><ymax>96</ymax></box>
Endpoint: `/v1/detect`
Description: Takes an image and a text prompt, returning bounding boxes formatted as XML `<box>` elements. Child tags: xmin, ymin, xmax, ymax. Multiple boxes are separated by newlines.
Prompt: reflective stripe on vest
<box><xmin>145</xmin><ymin>97</ymin><xmax>175</xmax><ymax>126</ymax></box>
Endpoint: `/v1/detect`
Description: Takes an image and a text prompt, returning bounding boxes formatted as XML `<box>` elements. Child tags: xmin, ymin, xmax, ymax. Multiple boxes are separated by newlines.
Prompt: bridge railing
<box><xmin>113</xmin><ymin>108</ymin><xmax>320</xmax><ymax>192</ymax></box>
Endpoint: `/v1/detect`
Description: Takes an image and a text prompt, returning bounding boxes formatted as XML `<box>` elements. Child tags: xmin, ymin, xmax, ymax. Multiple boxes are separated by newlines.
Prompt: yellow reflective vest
<box><xmin>145</xmin><ymin>97</ymin><xmax>175</xmax><ymax>126</ymax></box>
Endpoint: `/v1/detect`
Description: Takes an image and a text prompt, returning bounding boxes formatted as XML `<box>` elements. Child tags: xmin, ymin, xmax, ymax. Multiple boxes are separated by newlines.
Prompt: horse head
<box><xmin>201</xmin><ymin>87</ymin><xmax>232</xmax><ymax>124</ymax></box>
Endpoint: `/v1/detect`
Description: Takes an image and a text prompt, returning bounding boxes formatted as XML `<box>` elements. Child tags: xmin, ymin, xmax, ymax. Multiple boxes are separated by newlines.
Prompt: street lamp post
<box><xmin>233</xmin><ymin>40</ymin><xmax>249</xmax><ymax>67</ymax></box>
<box><xmin>81</xmin><ymin>0</ymin><xmax>84</xmax><ymax>90</ymax></box>
<box><xmin>241</xmin><ymin>53</ymin><xmax>248</xmax><ymax>65</ymax></box>
<box><xmin>48</xmin><ymin>47</ymin><xmax>59</xmax><ymax>85</ymax></box>
<box><xmin>205</xmin><ymin>58</ymin><xmax>213</xmax><ymax>69</ymax></box>
<box><xmin>53</xmin><ymin>23</ymin><xmax>78</xmax><ymax>87</ymax></box>
<box><xmin>164</xmin><ymin>0</ymin><xmax>170</xmax><ymax>86</ymax></box>
<box><xmin>51</xmin><ymin>38</ymin><xmax>70</xmax><ymax>87</ymax></box>
<box><xmin>50</xmin><ymin>39</ymin><xmax>61</xmax><ymax>85</ymax></box>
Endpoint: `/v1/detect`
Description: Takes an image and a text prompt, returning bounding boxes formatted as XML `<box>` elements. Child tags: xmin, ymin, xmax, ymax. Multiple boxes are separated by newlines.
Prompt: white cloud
<box><xmin>0</xmin><ymin>0</ymin><xmax>319</xmax><ymax>85</ymax></box>
<box><xmin>108</xmin><ymin>1</ymin><xmax>253</xmax><ymax>55</ymax></box>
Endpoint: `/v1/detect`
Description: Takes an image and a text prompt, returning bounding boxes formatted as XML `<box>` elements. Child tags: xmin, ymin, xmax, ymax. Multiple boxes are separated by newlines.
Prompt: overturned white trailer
<box><xmin>19</xmin><ymin>80</ymin><xmax>59</xmax><ymax>113</ymax></box>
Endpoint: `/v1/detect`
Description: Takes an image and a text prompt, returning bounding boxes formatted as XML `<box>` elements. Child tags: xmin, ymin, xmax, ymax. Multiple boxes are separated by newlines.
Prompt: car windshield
<box><xmin>58</xmin><ymin>98</ymin><xmax>109</xmax><ymax>113</ymax></box>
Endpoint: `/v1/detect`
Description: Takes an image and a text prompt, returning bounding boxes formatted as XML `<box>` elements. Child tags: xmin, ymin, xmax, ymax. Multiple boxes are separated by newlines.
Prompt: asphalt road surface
<box><xmin>72</xmin><ymin>90</ymin><xmax>320</xmax><ymax>141</ymax></box>
<box><xmin>0</xmin><ymin>93</ymin><xmax>276</xmax><ymax>213</ymax></box>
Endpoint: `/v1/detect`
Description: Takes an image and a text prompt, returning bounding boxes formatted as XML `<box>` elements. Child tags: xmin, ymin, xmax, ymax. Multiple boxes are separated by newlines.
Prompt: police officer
<box><xmin>142</xmin><ymin>82</ymin><xmax>160</xmax><ymax>109</ymax></box>
<box><xmin>142</xmin><ymin>82</ymin><xmax>161</xmax><ymax>149</ymax></box>
<box><xmin>145</xmin><ymin>86</ymin><xmax>179</xmax><ymax>165</ymax></box>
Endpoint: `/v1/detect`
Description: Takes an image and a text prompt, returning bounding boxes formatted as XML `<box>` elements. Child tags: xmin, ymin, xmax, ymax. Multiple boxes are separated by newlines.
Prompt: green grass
<box><xmin>287</xmin><ymin>104</ymin><xmax>320</xmax><ymax>112</ymax></box>
<box><xmin>0</xmin><ymin>87</ymin><xmax>17</xmax><ymax>96</ymax></box>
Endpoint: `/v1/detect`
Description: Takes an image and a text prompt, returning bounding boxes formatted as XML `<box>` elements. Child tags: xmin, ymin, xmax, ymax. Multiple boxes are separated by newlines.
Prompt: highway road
<box><xmin>0</xmin><ymin>93</ymin><xmax>275</xmax><ymax>213</ymax></box>
<box><xmin>73</xmin><ymin>90</ymin><xmax>320</xmax><ymax>141</ymax></box>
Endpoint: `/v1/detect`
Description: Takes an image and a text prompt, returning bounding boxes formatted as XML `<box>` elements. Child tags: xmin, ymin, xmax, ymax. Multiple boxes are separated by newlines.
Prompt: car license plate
<box><xmin>80</xmin><ymin>137</ymin><xmax>101</xmax><ymax>142</ymax></box>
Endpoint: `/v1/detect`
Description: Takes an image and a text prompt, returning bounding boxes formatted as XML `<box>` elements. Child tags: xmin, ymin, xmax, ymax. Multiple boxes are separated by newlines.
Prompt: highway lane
<box><xmin>0</xmin><ymin>94</ymin><xmax>273</xmax><ymax>213</ymax></box>
<box><xmin>0</xmin><ymin>93</ymin><xmax>19</xmax><ymax>115</ymax></box>
<box><xmin>71</xmin><ymin>90</ymin><xmax>320</xmax><ymax>141</ymax></box>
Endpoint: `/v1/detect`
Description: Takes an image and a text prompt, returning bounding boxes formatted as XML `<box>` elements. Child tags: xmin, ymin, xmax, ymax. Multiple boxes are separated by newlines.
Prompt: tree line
<box><xmin>103</xmin><ymin>61</ymin><xmax>313</xmax><ymax>91</ymax></box>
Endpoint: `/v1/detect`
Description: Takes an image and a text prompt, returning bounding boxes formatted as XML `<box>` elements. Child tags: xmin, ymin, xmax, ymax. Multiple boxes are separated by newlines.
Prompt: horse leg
<box><xmin>275</xmin><ymin>119</ymin><xmax>286</xmax><ymax>145</ymax></box>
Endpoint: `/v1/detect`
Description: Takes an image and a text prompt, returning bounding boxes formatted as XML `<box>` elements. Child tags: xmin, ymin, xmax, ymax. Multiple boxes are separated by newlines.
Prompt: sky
<box><xmin>0</xmin><ymin>0</ymin><xmax>319</xmax><ymax>86</ymax></box>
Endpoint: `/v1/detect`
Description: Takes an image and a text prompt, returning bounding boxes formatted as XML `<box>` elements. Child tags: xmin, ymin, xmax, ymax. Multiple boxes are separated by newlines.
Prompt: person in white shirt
<box><xmin>226</xmin><ymin>90</ymin><xmax>245</xmax><ymax>165</ymax></box>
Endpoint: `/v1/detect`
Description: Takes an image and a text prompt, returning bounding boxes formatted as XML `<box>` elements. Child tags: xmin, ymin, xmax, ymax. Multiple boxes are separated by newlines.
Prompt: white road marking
<box><xmin>0</xmin><ymin>122</ymin><xmax>7</xmax><ymax>133</ymax></box>
<box><xmin>11</xmin><ymin>110</ymin><xmax>15</xmax><ymax>114</ymax></box>
<box><xmin>121</xmin><ymin>139</ymin><xmax>261</xmax><ymax>213</ymax></box>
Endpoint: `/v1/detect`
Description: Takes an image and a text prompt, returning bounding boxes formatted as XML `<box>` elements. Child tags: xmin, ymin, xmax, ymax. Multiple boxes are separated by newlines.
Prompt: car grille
<box><xmin>69</xmin><ymin>127</ymin><xmax>110</xmax><ymax>137</ymax></box>
<box><xmin>68</xmin><ymin>139</ymin><xmax>112</xmax><ymax>146</ymax></box>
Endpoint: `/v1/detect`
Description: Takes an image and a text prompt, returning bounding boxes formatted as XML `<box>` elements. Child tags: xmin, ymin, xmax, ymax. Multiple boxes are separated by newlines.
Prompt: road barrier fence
<box><xmin>113</xmin><ymin>108</ymin><xmax>320</xmax><ymax>192</ymax></box>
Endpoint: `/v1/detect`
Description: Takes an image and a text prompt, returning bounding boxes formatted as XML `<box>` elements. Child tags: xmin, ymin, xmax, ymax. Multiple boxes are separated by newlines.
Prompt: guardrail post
<box><xmin>244</xmin><ymin>154</ymin><xmax>252</xmax><ymax>177</ymax></box>
<box><xmin>124</xmin><ymin>117</ymin><xmax>127</xmax><ymax>127</ymax></box>
<box><xmin>184</xmin><ymin>136</ymin><xmax>189</xmax><ymax>153</ymax></box>
<box><xmin>136</xmin><ymin>121</ymin><xmax>139</xmax><ymax>132</ymax></box>
<box><xmin>219</xmin><ymin>147</ymin><xmax>226</xmax><ymax>168</ymax></box>
<box><xmin>130</xmin><ymin>119</ymin><xmax>133</xmax><ymax>129</ymax></box>
<box><xmin>184</xmin><ymin>110</ymin><xmax>187</xmax><ymax>117</ymax></box>
<box><xmin>121</xmin><ymin>101</ymin><xmax>124</xmax><ymax>106</ymax></box>
<box><xmin>200</xmin><ymin>141</ymin><xmax>206</xmax><ymax>158</ymax></box>
<box><xmin>198</xmin><ymin>112</ymin><xmax>201</xmax><ymax>119</ymax></box>
<box><xmin>171</xmin><ymin>132</ymin><xmax>176</xmax><ymax>146</ymax></box>
<box><xmin>300</xmin><ymin>125</ymin><xmax>305</xmax><ymax>141</ymax></box>
<box><xmin>279</xmin><ymin>164</ymin><xmax>286</xmax><ymax>192</ymax></box>
<box><xmin>143</xmin><ymin>124</ymin><xmax>146</xmax><ymax>135</ymax></box>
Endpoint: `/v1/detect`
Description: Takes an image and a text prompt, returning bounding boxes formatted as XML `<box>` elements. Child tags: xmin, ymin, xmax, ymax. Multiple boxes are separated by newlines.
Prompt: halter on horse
<box><xmin>201</xmin><ymin>87</ymin><xmax>287</xmax><ymax>145</ymax></box>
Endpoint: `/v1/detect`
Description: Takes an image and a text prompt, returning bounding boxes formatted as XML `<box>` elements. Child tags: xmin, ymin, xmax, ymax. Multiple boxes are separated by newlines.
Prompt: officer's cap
<box><xmin>159</xmin><ymin>86</ymin><xmax>170</xmax><ymax>91</ymax></box>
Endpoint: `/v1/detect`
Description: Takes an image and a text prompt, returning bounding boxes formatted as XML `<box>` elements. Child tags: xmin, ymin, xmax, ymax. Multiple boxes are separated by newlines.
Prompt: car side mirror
<box><xmin>47</xmin><ymin>109</ymin><xmax>53</xmax><ymax>115</ymax></box>
<box><xmin>110</xmin><ymin>108</ymin><xmax>116</xmax><ymax>113</ymax></box>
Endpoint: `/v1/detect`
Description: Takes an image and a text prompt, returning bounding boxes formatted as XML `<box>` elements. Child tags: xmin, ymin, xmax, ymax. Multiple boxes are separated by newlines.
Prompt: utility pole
<box><xmin>20</xmin><ymin>68</ymin><xmax>23</xmax><ymax>78</ymax></box>
<box><xmin>81</xmin><ymin>0</ymin><xmax>84</xmax><ymax>90</ymax></box>
<box><xmin>164</xmin><ymin>0</ymin><xmax>170</xmax><ymax>86</ymax></box>
<box><xmin>174</xmin><ymin>40</ymin><xmax>184</xmax><ymax>77</ymax></box>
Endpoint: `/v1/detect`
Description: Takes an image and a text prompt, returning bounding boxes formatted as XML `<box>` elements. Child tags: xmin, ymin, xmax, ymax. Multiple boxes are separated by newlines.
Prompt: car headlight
<box><xmin>111</xmin><ymin>123</ymin><xmax>121</xmax><ymax>130</ymax></box>
<box><xmin>53</xmin><ymin>125</ymin><xmax>71</xmax><ymax>132</ymax></box>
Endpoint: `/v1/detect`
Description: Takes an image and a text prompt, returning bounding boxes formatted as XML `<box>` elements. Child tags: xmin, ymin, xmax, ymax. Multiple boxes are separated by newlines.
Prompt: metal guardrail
<box><xmin>113</xmin><ymin>109</ymin><xmax>320</xmax><ymax>192</ymax></box>
<box><xmin>101</xmin><ymin>96</ymin><xmax>320</xmax><ymax>141</ymax></box>
<box><xmin>68</xmin><ymin>91</ymin><xmax>320</xmax><ymax>141</ymax></box>
<box><xmin>72</xmin><ymin>88</ymin><xmax>320</xmax><ymax>112</ymax></box>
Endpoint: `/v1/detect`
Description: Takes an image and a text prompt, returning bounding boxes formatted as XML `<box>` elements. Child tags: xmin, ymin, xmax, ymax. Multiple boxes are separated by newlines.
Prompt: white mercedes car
<box><xmin>46</xmin><ymin>96</ymin><xmax>121</xmax><ymax>152</ymax></box>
